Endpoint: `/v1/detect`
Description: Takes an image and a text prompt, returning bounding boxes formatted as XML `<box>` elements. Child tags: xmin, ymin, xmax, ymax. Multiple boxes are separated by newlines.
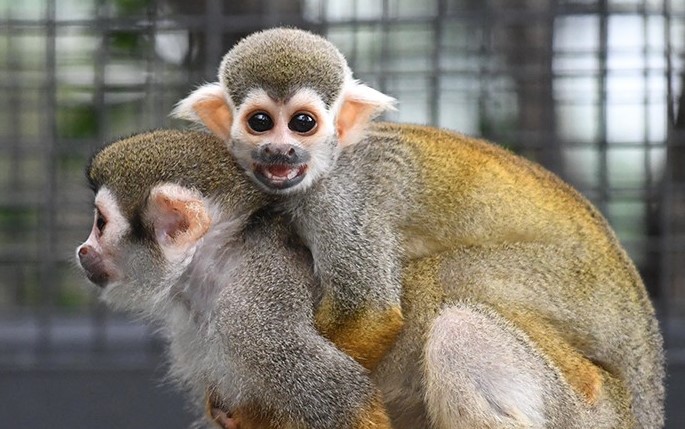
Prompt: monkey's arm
<box><xmin>310</xmin><ymin>225</ymin><xmax>404</xmax><ymax>372</ymax></box>
<box><xmin>212</xmin><ymin>215</ymin><xmax>391</xmax><ymax>429</ymax></box>
<box><xmin>291</xmin><ymin>188</ymin><xmax>404</xmax><ymax>371</ymax></box>
<box><xmin>292</xmin><ymin>163</ymin><xmax>408</xmax><ymax>372</ymax></box>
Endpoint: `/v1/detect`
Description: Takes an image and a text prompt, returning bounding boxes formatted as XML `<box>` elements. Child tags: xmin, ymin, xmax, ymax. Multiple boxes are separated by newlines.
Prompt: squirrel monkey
<box><xmin>76</xmin><ymin>130</ymin><xmax>391</xmax><ymax>429</ymax></box>
<box><xmin>76</xmin><ymin>129</ymin><xmax>663</xmax><ymax>428</ymax></box>
<box><xmin>172</xmin><ymin>28</ymin><xmax>663</xmax><ymax>419</ymax></box>
<box><xmin>172</xmin><ymin>27</ymin><xmax>402</xmax><ymax>373</ymax></box>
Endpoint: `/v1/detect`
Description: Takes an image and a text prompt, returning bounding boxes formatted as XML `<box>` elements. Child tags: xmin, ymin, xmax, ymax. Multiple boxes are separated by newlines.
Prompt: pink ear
<box><xmin>171</xmin><ymin>83</ymin><xmax>234</xmax><ymax>141</ymax></box>
<box><xmin>336</xmin><ymin>81</ymin><xmax>396</xmax><ymax>147</ymax></box>
<box><xmin>147</xmin><ymin>184</ymin><xmax>211</xmax><ymax>251</ymax></box>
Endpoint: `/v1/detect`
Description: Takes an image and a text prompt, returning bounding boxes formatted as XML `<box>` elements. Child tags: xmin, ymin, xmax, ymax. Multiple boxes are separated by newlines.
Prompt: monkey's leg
<box><xmin>314</xmin><ymin>297</ymin><xmax>404</xmax><ymax>372</ymax></box>
<box><xmin>423</xmin><ymin>302</ymin><xmax>548</xmax><ymax>429</ymax></box>
<box><xmin>422</xmin><ymin>301</ymin><xmax>630</xmax><ymax>429</ymax></box>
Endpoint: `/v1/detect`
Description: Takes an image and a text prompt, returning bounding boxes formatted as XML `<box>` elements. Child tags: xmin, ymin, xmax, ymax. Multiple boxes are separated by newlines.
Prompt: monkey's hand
<box><xmin>205</xmin><ymin>394</ymin><xmax>271</xmax><ymax>429</ymax></box>
<box><xmin>206</xmin><ymin>389</ymin><xmax>239</xmax><ymax>429</ymax></box>
<box><xmin>315</xmin><ymin>299</ymin><xmax>404</xmax><ymax>371</ymax></box>
<box><xmin>209</xmin><ymin>408</ymin><xmax>239</xmax><ymax>429</ymax></box>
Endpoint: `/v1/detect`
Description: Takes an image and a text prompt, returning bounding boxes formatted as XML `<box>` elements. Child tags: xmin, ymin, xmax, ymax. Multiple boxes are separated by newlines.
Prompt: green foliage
<box><xmin>114</xmin><ymin>0</ymin><xmax>152</xmax><ymax>16</ymax></box>
<box><xmin>59</xmin><ymin>153</ymin><xmax>89</xmax><ymax>171</ymax></box>
<box><xmin>0</xmin><ymin>206</ymin><xmax>38</xmax><ymax>232</ymax></box>
<box><xmin>56</xmin><ymin>269</ymin><xmax>91</xmax><ymax>310</ymax></box>
<box><xmin>110</xmin><ymin>31</ymin><xmax>144</xmax><ymax>55</ymax></box>
<box><xmin>479</xmin><ymin>114</ymin><xmax>516</xmax><ymax>152</ymax></box>
<box><xmin>57</xmin><ymin>105</ymin><xmax>99</xmax><ymax>139</ymax></box>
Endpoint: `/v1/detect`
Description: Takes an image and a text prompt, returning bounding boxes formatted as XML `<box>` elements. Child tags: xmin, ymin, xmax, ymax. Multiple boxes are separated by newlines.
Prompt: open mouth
<box><xmin>253</xmin><ymin>163</ymin><xmax>307</xmax><ymax>190</ymax></box>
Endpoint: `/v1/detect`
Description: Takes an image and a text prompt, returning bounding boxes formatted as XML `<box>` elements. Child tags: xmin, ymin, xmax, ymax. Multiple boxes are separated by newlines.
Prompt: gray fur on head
<box><xmin>219</xmin><ymin>28</ymin><xmax>350</xmax><ymax>107</ymax></box>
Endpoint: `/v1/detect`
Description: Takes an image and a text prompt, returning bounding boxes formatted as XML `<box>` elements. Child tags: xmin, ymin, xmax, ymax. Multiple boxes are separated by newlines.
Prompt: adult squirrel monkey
<box><xmin>76</xmin><ymin>129</ymin><xmax>663</xmax><ymax>428</ymax></box>
<box><xmin>76</xmin><ymin>131</ymin><xmax>390</xmax><ymax>429</ymax></box>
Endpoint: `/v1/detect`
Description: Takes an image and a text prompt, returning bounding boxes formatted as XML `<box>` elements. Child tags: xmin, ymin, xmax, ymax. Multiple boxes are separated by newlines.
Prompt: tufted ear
<box><xmin>171</xmin><ymin>82</ymin><xmax>234</xmax><ymax>141</ymax></box>
<box><xmin>145</xmin><ymin>183</ymin><xmax>211</xmax><ymax>254</ymax></box>
<box><xmin>336</xmin><ymin>81</ymin><xmax>397</xmax><ymax>147</ymax></box>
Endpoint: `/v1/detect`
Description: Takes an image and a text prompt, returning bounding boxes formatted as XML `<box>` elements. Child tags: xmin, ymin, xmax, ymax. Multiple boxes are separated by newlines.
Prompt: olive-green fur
<box><xmin>219</xmin><ymin>28</ymin><xmax>347</xmax><ymax>107</ymax></box>
<box><xmin>379</xmin><ymin>248</ymin><xmax>637</xmax><ymax>428</ymax></box>
<box><xmin>282</xmin><ymin>121</ymin><xmax>664</xmax><ymax>428</ymax></box>
<box><xmin>88</xmin><ymin>130</ymin><xmax>267</xmax><ymax>219</ymax></box>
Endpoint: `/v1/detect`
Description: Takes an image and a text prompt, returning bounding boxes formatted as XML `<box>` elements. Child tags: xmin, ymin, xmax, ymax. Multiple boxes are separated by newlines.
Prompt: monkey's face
<box><xmin>229</xmin><ymin>88</ymin><xmax>339</xmax><ymax>194</ymax></box>
<box><xmin>173</xmin><ymin>76</ymin><xmax>396</xmax><ymax>196</ymax></box>
<box><xmin>76</xmin><ymin>187</ymin><xmax>129</xmax><ymax>289</ymax></box>
<box><xmin>76</xmin><ymin>184</ymin><xmax>212</xmax><ymax>315</ymax></box>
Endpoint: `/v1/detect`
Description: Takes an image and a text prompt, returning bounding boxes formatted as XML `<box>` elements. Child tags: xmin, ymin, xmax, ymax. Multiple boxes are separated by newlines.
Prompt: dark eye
<box><xmin>288</xmin><ymin>113</ymin><xmax>316</xmax><ymax>134</ymax></box>
<box><xmin>96</xmin><ymin>212</ymin><xmax>106</xmax><ymax>234</ymax></box>
<box><xmin>247</xmin><ymin>112</ymin><xmax>273</xmax><ymax>133</ymax></box>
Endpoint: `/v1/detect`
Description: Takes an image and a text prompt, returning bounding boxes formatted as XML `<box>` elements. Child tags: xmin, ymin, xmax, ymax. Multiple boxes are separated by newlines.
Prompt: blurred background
<box><xmin>0</xmin><ymin>0</ymin><xmax>683</xmax><ymax>427</ymax></box>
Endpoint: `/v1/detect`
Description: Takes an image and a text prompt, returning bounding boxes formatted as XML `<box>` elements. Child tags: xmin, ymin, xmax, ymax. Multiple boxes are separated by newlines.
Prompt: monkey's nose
<box><xmin>78</xmin><ymin>244</ymin><xmax>92</xmax><ymax>261</ymax></box>
<box><xmin>263</xmin><ymin>143</ymin><xmax>296</xmax><ymax>158</ymax></box>
<box><xmin>254</xmin><ymin>143</ymin><xmax>310</xmax><ymax>165</ymax></box>
<box><xmin>76</xmin><ymin>244</ymin><xmax>109</xmax><ymax>287</ymax></box>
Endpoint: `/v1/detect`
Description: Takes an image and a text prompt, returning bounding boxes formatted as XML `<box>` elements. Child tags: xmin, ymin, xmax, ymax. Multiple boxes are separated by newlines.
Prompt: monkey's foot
<box><xmin>209</xmin><ymin>407</ymin><xmax>239</xmax><ymax>429</ymax></box>
<box><xmin>206</xmin><ymin>388</ymin><xmax>240</xmax><ymax>429</ymax></box>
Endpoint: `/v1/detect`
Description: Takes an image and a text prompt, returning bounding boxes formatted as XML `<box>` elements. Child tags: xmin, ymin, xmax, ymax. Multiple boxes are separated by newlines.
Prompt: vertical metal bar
<box><xmin>320</xmin><ymin>0</ymin><xmax>328</xmax><ymax>33</ymax></box>
<box><xmin>6</xmin><ymin>5</ymin><xmax>26</xmax><ymax>308</ymax></box>
<box><xmin>91</xmin><ymin>0</ymin><xmax>108</xmax><ymax>355</ymax></box>
<box><xmin>660</xmin><ymin>0</ymin><xmax>674</xmax><ymax>348</ymax></box>
<box><xmin>641</xmin><ymin>0</ymin><xmax>652</xmax><ymax>196</ymax></box>
<box><xmin>146</xmin><ymin>1</ymin><xmax>163</xmax><ymax>128</ymax></box>
<box><xmin>597</xmin><ymin>0</ymin><xmax>609</xmax><ymax>215</ymax></box>
<box><xmin>478</xmin><ymin>0</ymin><xmax>492</xmax><ymax>136</ymax></box>
<box><xmin>204</xmin><ymin>0</ymin><xmax>222</xmax><ymax>80</ymax></box>
<box><xmin>542</xmin><ymin>0</ymin><xmax>562</xmax><ymax>176</ymax></box>
<box><xmin>430</xmin><ymin>0</ymin><xmax>446</xmax><ymax>126</ymax></box>
<box><xmin>379</xmin><ymin>0</ymin><xmax>390</xmax><ymax>97</ymax></box>
<box><xmin>639</xmin><ymin>0</ymin><xmax>659</xmax><ymax>305</ymax></box>
<box><xmin>349</xmin><ymin>0</ymin><xmax>358</xmax><ymax>69</ymax></box>
<box><xmin>315</xmin><ymin>0</ymin><xmax>328</xmax><ymax>38</ymax></box>
<box><xmin>37</xmin><ymin>0</ymin><xmax>58</xmax><ymax>360</ymax></box>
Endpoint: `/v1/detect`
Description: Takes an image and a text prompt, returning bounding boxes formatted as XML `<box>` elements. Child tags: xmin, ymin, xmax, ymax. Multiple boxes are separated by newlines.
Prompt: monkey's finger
<box><xmin>210</xmin><ymin>407</ymin><xmax>240</xmax><ymax>429</ymax></box>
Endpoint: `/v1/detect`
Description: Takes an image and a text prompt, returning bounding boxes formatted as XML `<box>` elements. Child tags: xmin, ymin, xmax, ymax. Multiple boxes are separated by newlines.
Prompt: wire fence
<box><xmin>0</xmin><ymin>0</ymin><xmax>683</xmax><ymax>385</ymax></box>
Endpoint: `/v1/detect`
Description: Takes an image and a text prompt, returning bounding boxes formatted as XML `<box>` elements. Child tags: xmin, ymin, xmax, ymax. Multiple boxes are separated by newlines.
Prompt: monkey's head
<box><xmin>75</xmin><ymin>130</ymin><xmax>261</xmax><ymax>314</ymax></box>
<box><xmin>172</xmin><ymin>27</ymin><xmax>396</xmax><ymax>194</ymax></box>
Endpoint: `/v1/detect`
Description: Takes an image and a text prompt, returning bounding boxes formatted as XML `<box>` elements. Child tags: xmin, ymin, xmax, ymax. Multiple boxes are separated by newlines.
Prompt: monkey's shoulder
<box><xmin>361</xmin><ymin>122</ymin><xmax>567</xmax><ymax>191</ymax></box>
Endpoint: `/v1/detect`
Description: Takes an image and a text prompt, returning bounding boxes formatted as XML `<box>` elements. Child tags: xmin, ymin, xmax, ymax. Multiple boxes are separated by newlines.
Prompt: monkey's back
<box><xmin>365</xmin><ymin>123</ymin><xmax>617</xmax><ymax>253</ymax></box>
<box><xmin>360</xmin><ymin>122</ymin><xmax>664</xmax><ymax>428</ymax></box>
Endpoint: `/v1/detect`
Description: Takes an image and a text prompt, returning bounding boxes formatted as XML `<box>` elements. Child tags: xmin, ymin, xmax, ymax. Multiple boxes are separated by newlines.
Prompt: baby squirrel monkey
<box><xmin>76</xmin><ymin>130</ymin><xmax>663</xmax><ymax>428</ymax></box>
<box><xmin>173</xmin><ymin>27</ymin><xmax>401</xmax><ymax>372</ymax></box>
